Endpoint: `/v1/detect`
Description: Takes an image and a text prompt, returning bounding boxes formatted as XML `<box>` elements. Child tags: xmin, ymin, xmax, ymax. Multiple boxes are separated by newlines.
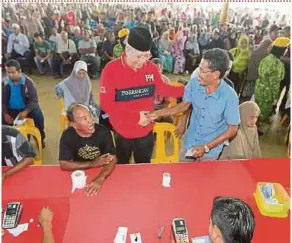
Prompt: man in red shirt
<box><xmin>100</xmin><ymin>27</ymin><xmax>184</xmax><ymax>164</ymax></box>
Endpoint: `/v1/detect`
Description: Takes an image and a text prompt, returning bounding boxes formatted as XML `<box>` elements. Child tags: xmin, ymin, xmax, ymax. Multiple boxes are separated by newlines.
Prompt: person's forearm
<box><xmin>3</xmin><ymin>158</ymin><xmax>33</xmax><ymax>179</ymax></box>
<box><xmin>206</xmin><ymin>125</ymin><xmax>238</xmax><ymax>150</ymax></box>
<box><xmin>104</xmin><ymin>51</ymin><xmax>112</xmax><ymax>59</ymax></box>
<box><xmin>177</xmin><ymin>108</ymin><xmax>191</xmax><ymax>128</ymax></box>
<box><xmin>42</xmin><ymin>226</ymin><xmax>55</xmax><ymax>243</ymax></box>
<box><xmin>59</xmin><ymin>160</ymin><xmax>94</xmax><ymax>171</ymax></box>
<box><xmin>281</xmin><ymin>56</ymin><xmax>290</xmax><ymax>64</ymax></box>
<box><xmin>94</xmin><ymin>157</ymin><xmax>116</xmax><ymax>181</ymax></box>
<box><xmin>158</xmin><ymin>102</ymin><xmax>191</xmax><ymax>117</ymax></box>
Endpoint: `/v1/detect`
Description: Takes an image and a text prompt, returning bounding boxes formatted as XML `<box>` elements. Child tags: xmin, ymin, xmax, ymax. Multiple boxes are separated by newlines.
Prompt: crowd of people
<box><xmin>1</xmin><ymin>2</ymin><xmax>291</xmax><ymax>243</ymax></box>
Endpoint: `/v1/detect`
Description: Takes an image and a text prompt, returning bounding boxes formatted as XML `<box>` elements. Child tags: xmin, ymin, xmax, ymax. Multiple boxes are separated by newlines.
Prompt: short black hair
<box><xmin>5</xmin><ymin>59</ymin><xmax>21</xmax><ymax>71</ymax></box>
<box><xmin>66</xmin><ymin>103</ymin><xmax>91</xmax><ymax>122</ymax></box>
<box><xmin>211</xmin><ymin>197</ymin><xmax>255</xmax><ymax>243</ymax></box>
<box><xmin>202</xmin><ymin>48</ymin><xmax>230</xmax><ymax>79</ymax></box>
<box><xmin>33</xmin><ymin>32</ymin><xmax>42</xmax><ymax>39</ymax></box>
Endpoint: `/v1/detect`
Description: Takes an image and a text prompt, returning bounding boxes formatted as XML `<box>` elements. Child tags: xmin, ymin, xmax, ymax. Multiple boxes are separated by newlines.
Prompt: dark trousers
<box><xmin>3</xmin><ymin>107</ymin><xmax>45</xmax><ymax>140</ymax></box>
<box><xmin>81</xmin><ymin>56</ymin><xmax>99</xmax><ymax>75</ymax></box>
<box><xmin>53</xmin><ymin>53</ymin><xmax>79</xmax><ymax>75</ymax></box>
<box><xmin>10</xmin><ymin>50</ymin><xmax>34</xmax><ymax>73</ymax></box>
<box><xmin>115</xmin><ymin>132</ymin><xmax>154</xmax><ymax>164</ymax></box>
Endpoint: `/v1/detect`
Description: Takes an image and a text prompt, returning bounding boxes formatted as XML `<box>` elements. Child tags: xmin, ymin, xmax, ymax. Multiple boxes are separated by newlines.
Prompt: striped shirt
<box><xmin>2</xmin><ymin>126</ymin><xmax>36</xmax><ymax>166</ymax></box>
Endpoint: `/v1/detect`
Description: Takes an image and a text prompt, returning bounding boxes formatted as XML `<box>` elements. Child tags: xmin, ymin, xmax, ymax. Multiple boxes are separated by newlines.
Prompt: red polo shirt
<box><xmin>100</xmin><ymin>53</ymin><xmax>184</xmax><ymax>139</ymax></box>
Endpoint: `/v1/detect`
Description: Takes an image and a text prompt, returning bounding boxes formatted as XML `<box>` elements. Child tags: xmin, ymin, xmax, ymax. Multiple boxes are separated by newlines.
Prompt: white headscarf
<box><xmin>63</xmin><ymin>61</ymin><xmax>91</xmax><ymax>104</ymax></box>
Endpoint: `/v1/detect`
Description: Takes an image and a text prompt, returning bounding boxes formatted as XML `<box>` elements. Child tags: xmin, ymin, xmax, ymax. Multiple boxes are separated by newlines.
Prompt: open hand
<box><xmin>85</xmin><ymin>178</ymin><xmax>104</xmax><ymax>196</ymax></box>
<box><xmin>38</xmin><ymin>207</ymin><xmax>53</xmax><ymax>228</ymax></box>
<box><xmin>174</xmin><ymin>123</ymin><xmax>186</xmax><ymax>139</ymax></box>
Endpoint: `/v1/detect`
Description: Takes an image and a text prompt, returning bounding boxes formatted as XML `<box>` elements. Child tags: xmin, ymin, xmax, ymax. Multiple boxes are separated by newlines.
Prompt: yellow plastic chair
<box><xmin>14</xmin><ymin>118</ymin><xmax>42</xmax><ymax>165</ymax></box>
<box><xmin>151</xmin><ymin>122</ymin><xmax>179</xmax><ymax>163</ymax></box>
<box><xmin>167</xmin><ymin>81</ymin><xmax>184</xmax><ymax>126</ymax></box>
<box><xmin>59</xmin><ymin>98</ymin><xmax>70</xmax><ymax>132</ymax></box>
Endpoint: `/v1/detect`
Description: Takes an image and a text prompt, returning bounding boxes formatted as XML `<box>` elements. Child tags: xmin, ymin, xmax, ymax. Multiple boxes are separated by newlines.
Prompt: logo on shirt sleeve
<box><xmin>100</xmin><ymin>86</ymin><xmax>106</xmax><ymax>93</ymax></box>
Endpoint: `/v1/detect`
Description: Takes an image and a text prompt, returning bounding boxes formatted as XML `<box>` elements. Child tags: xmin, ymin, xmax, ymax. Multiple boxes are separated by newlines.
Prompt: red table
<box><xmin>2</xmin><ymin>159</ymin><xmax>290</xmax><ymax>243</ymax></box>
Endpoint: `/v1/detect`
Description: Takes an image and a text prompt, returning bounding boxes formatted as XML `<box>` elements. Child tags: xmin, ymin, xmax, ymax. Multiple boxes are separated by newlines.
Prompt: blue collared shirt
<box><xmin>8</xmin><ymin>76</ymin><xmax>26</xmax><ymax>110</ymax></box>
<box><xmin>183</xmin><ymin>77</ymin><xmax>240</xmax><ymax>158</ymax></box>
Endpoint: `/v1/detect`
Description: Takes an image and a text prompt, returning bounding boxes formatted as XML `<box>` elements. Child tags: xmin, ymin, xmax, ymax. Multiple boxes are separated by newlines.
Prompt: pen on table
<box><xmin>158</xmin><ymin>226</ymin><xmax>165</xmax><ymax>239</ymax></box>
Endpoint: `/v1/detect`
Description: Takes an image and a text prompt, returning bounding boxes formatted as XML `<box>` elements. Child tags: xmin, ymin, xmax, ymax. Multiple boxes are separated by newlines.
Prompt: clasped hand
<box><xmin>138</xmin><ymin>111</ymin><xmax>159</xmax><ymax>127</ymax></box>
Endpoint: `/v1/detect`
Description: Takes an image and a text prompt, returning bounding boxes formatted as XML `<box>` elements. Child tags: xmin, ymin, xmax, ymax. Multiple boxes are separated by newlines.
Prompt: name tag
<box><xmin>115</xmin><ymin>85</ymin><xmax>155</xmax><ymax>102</ymax></box>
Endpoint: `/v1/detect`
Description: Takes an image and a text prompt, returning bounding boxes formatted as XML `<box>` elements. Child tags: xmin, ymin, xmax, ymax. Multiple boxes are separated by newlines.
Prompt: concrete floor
<box><xmin>25</xmin><ymin>73</ymin><xmax>288</xmax><ymax>165</ymax></box>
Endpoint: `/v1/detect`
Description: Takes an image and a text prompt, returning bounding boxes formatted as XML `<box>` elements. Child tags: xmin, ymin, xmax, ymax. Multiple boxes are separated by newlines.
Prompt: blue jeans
<box><xmin>34</xmin><ymin>56</ymin><xmax>53</xmax><ymax>74</ymax></box>
<box><xmin>4</xmin><ymin>106</ymin><xmax>46</xmax><ymax>140</ymax></box>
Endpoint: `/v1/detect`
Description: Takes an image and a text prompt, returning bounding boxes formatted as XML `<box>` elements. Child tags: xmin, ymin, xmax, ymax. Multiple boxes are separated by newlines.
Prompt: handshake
<box><xmin>138</xmin><ymin>111</ymin><xmax>160</xmax><ymax>127</ymax></box>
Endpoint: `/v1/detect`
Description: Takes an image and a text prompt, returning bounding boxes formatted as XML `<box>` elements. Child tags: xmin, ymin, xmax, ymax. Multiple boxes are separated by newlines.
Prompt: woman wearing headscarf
<box><xmin>255</xmin><ymin>37</ymin><xmax>290</xmax><ymax>124</ymax></box>
<box><xmin>241</xmin><ymin>38</ymin><xmax>272</xmax><ymax>102</ymax></box>
<box><xmin>158</xmin><ymin>31</ymin><xmax>174</xmax><ymax>73</ymax></box>
<box><xmin>229</xmin><ymin>35</ymin><xmax>250</xmax><ymax>94</ymax></box>
<box><xmin>172</xmin><ymin>29</ymin><xmax>187</xmax><ymax>74</ymax></box>
<box><xmin>220</xmin><ymin>101</ymin><xmax>262</xmax><ymax>160</ymax></box>
<box><xmin>224</xmin><ymin>30</ymin><xmax>237</xmax><ymax>50</ymax></box>
<box><xmin>198</xmin><ymin>27</ymin><xmax>209</xmax><ymax>53</ymax></box>
<box><xmin>55</xmin><ymin>61</ymin><xmax>100</xmax><ymax>122</ymax></box>
<box><xmin>184</xmin><ymin>31</ymin><xmax>200</xmax><ymax>74</ymax></box>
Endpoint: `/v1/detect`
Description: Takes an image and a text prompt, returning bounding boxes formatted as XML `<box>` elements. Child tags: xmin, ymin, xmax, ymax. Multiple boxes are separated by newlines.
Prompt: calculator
<box><xmin>172</xmin><ymin>218</ymin><xmax>189</xmax><ymax>243</ymax></box>
<box><xmin>2</xmin><ymin>202</ymin><xmax>23</xmax><ymax>229</ymax></box>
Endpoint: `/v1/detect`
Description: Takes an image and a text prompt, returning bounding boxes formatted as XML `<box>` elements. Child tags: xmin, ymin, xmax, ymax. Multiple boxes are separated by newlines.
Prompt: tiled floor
<box><xmin>23</xmin><ymin>74</ymin><xmax>288</xmax><ymax>165</ymax></box>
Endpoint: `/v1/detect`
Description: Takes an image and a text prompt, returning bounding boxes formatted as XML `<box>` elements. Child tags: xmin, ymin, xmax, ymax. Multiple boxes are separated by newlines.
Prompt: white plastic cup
<box><xmin>162</xmin><ymin>172</ymin><xmax>171</xmax><ymax>187</ymax></box>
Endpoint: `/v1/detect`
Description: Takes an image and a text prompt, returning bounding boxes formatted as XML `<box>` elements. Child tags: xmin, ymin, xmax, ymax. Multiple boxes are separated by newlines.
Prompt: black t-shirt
<box><xmin>59</xmin><ymin>124</ymin><xmax>115</xmax><ymax>162</ymax></box>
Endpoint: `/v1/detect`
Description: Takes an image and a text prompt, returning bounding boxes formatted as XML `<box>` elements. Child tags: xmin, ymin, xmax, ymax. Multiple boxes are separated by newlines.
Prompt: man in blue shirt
<box><xmin>149</xmin><ymin>48</ymin><xmax>240</xmax><ymax>161</ymax></box>
<box><xmin>2</xmin><ymin>59</ymin><xmax>46</xmax><ymax>147</ymax></box>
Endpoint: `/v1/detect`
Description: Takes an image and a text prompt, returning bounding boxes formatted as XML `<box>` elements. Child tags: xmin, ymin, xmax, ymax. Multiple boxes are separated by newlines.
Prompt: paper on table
<box><xmin>114</xmin><ymin>227</ymin><xmax>128</xmax><ymax>243</ymax></box>
<box><xmin>7</xmin><ymin>223</ymin><xmax>29</xmax><ymax>237</ymax></box>
<box><xmin>130</xmin><ymin>233</ymin><xmax>142</xmax><ymax>243</ymax></box>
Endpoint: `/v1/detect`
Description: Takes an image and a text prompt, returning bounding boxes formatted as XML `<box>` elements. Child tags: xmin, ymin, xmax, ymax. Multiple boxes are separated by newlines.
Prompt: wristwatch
<box><xmin>204</xmin><ymin>145</ymin><xmax>210</xmax><ymax>153</ymax></box>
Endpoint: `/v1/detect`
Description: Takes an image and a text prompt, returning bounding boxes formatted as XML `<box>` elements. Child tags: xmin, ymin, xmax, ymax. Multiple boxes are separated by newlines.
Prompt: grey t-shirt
<box><xmin>78</xmin><ymin>39</ymin><xmax>97</xmax><ymax>58</ymax></box>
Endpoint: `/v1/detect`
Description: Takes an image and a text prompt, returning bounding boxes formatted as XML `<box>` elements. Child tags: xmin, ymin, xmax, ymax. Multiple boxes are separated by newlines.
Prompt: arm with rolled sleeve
<box><xmin>100</xmin><ymin>65</ymin><xmax>140</xmax><ymax>122</ymax></box>
<box><xmin>152</xmin><ymin>78</ymin><xmax>193</xmax><ymax>117</ymax></box>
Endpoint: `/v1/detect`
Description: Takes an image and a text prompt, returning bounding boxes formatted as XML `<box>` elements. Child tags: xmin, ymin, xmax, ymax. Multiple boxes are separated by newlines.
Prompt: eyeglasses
<box><xmin>133</xmin><ymin>52</ymin><xmax>152</xmax><ymax>62</ymax></box>
<box><xmin>198</xmin><ymin>66</ymin><xmax>214</xmax><ymax>74</ymax></box>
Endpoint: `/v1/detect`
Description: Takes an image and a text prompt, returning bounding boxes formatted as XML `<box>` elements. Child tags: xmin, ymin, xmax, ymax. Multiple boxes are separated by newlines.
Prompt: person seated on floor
<box><xmin>2</xmin><ymin>59</ymin><xmax>46</xmax><ymax>147</ymax></box>
<box><xmin>2</xmin><ymin>125</ymin><xmax>36</xmax><ymax>184</ymax></box>
<box><xmin>78</xmin><ymin>29</ymin><xmax>100</xmax><ymax>79</ymax></box>
<box><xmin>53</xmin><ymin>31</ymin><xmax>79</xmax><ymax>78</ymax></box>
<box><xmin>220</xmin><ymin>101</ymin><xmax>262</xmax><ymax>160</ymax></box>
<box><xmin>59</xmin><ymin>104</ymin><xmax>116</xmax><ymax>196</ymax></box>
<box><xmin>209</xmin><ymin>196</ymin><xmax>255</xmax><ymax>243</ymax></box>
<box><xmin>33</xmin><ymin>33</ymin><xmax>53</xmax><ymax>75</ymax></box>
<box><xmin>6</xmin><ymin>23</ymin><xmax>33</xmax><ymax>74</ymax></box>
<box><xmin>55</xmin><ymin>61</ymin><xmax>100</xmax><ymax>123</ymax></box>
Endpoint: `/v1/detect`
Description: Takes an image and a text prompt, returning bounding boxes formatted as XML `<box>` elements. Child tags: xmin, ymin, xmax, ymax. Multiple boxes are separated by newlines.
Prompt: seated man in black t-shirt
<box><xmin>59</xmin><ymin>104</ymin><xmax>117</xmax><ymax>196</ymax></box>
<box><xmin>2</xmin><ymin>125</ymin><xmax>36</xmax><ymax>184</ymax></box>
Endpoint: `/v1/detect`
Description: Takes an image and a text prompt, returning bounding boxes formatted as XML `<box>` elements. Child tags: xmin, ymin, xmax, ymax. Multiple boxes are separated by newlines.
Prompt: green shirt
<box><xmin>34</xmin><ymin>40</ymin><xmax>51</xmax><ymax>57</ymax></box>
<box><xmin>113</xmin><ymin>44</ymin><xmax>124</xmax><ymax>59</ymax></box>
